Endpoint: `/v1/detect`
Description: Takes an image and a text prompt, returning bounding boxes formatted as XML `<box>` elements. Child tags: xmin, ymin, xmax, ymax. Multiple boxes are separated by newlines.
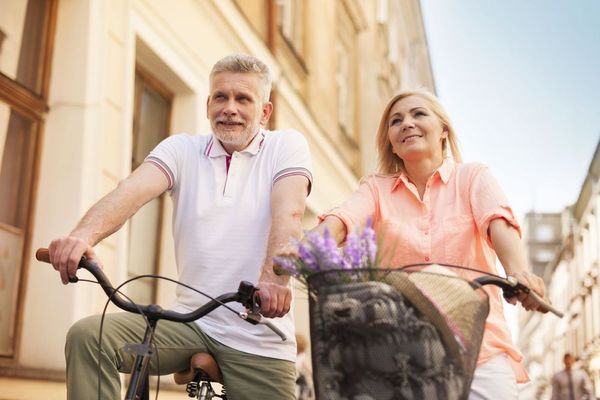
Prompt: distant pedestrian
<box><xmin>551</xmin><ymin>353</ymin><xmax>594</xmax><ymax>400</ymax></box>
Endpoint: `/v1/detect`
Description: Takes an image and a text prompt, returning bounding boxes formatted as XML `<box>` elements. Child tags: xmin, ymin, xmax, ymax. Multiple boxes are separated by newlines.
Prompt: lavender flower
<box><xmin>271</xmin><ymin>219</ymin><xmax>381</xmax><ymax>287</ymax></box>
<box><xmin>273</xmin><ymin>255</ymin><xmax>298</xmax><ymax>276</ymax></box>
<box><xmin>361</xmin><ymin>218</ymin><xmax>378</xmax><ymax>267</ymax></box>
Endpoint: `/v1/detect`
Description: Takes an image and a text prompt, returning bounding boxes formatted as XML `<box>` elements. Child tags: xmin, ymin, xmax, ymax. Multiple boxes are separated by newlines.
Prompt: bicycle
<box><xmin>303</xmin><ymin>264</ymin><xmax>563</xmax><ymax>400</ymax></box>
<box><xmin>35</xmin><ymin>248</ymin><xmax>286</xmax><ymax>400</ymax></box>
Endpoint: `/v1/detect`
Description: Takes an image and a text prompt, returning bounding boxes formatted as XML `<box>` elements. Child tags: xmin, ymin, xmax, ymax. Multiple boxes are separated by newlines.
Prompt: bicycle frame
<box><xmin>35</xmin><ymin>248</ymin><xmax>281</xmax><ymax>400</ymax></box>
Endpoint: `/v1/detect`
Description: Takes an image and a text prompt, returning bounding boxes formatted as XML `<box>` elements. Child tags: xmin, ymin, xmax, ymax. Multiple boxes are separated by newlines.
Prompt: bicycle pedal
<box><xmin>186</xmin><ymin>381</ymin><xmax>199</xmax><ymax>397</ymax></box>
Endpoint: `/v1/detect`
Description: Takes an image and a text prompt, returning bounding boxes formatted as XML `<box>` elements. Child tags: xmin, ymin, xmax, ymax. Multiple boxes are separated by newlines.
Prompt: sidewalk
<box><xmin>0</xmin><ymin>377</ymin><xmax>183</xmax><ymax>400</ymax></box>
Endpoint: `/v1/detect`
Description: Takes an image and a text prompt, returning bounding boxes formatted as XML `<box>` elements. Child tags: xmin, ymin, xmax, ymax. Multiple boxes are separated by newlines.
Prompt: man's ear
<box><xmin>260</xmin><ymin>102</ymin><xmax>274</xmax><ymax>126</ymax></box>
<box><xmin>206</xmin><ymin>96</ymin><xmax>210</xmax><ymax>119</ymax></box>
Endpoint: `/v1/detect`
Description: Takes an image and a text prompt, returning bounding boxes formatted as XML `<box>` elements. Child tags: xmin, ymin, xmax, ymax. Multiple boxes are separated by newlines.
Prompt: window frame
<box><xmin>127</xmin><ymin>64</ymin><xmax>173</xmax><ymax>304</ymax></box>
<box><xmin>0</xmin><ymin>0</ymin><xmax>58</xmax><ymax>362</ymax></box>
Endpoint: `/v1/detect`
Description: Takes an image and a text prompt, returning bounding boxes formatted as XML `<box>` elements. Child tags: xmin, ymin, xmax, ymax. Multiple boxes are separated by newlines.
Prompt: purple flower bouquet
<box><xmin>273</xmin><ymin>220</ymin><xmax>379</xmax><ymax>289</ymax></box>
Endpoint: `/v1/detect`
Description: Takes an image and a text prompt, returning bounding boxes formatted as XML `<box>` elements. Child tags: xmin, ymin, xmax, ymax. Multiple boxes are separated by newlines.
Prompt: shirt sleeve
<box><xmin>319</xmin><ymin>176</ymin><xmax>378</xmax><ymax>236</ymax></box>
<box><xmin>469</xmin><ymin>164</ymin><xmax>521</xmax><ymax>247</ymax></box>
<box><xmin>144</xmin><ymin>134</ymin><xmax>189</xmax><ymax>192</ymax></box>
<box><xmin>272</xmin><ymin>130</ymin><xmax>313</xmax><ymax>194</ymax></box>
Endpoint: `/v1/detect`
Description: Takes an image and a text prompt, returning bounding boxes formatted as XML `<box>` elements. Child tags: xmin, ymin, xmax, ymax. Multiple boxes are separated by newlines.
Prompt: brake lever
<box><xmin>504</xmin><ymin>276</ymin><xmax>564</xmax><ymax>318</ymax></box>
<box><xmin>239</xmin><ymin>311</ymin><xmax>287</xmax><ymax>341</ymax></box>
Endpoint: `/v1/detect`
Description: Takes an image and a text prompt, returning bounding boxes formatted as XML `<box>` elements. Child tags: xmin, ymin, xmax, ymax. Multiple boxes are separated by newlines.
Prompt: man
<box><xmin>551</xmin><ymin>353</ymin><xmax>594</xmax><ymax>400</ymax></box>
<box><xmin>48</xmin><ymin>54</ymin><xmax>312</xmax><ymax>399</ymax></box>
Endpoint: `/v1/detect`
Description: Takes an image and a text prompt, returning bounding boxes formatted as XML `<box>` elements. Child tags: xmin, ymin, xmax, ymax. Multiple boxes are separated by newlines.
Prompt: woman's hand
<box><xmin>506</xmin><ymin>270</ymin><xmax>547</xmax><ymax>312</ymax></box>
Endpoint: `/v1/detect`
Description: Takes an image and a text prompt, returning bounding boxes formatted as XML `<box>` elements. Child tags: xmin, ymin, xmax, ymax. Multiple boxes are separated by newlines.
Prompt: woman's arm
<box><xmin>489</xmin><ymin>218</ymin><xmax>547</xmax><ymax>311</ymax></box>
<box><xmin>311</xmin><ymin>215</ymin><xmax>348</xmax><ymax>246</ymax></box>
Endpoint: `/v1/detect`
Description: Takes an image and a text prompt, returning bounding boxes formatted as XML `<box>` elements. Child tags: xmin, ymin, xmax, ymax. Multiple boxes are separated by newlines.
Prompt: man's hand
<box><xmin>48</xmin><ymin>236</ymin><xmax>101</xmax><ymax>284</ymax></box>
<box><xmin>506</xmin><ymin>270</ymin><xmax>547</xmax><ymax>312</ymax></box>
<box><xmin>256</xmin><ymin>280</ymin><xmax>292</xmax><ymax>318</ymax></box>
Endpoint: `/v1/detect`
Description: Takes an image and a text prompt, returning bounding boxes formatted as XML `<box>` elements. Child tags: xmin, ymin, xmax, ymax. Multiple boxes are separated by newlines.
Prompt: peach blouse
<box><xmin>321</xmin><ymin>159</ymin><xmax>528</xmax><ymax>382</ymax></box>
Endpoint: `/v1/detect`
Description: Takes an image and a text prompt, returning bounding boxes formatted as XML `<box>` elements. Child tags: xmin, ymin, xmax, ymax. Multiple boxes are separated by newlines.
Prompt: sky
<box><xmin>420</xmin><ymin>0</ymin><xmax>600</xmax><ymax>221</ymax></box>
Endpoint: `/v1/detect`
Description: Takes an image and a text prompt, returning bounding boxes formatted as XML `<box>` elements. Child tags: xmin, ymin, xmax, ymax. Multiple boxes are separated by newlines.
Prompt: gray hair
<box><xmin>210</xmin><ymin>54</ymin><xmax>272</xmax><ymax>103</ymax></box>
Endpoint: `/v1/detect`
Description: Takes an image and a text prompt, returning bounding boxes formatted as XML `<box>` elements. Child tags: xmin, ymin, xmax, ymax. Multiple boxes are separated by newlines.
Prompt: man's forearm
<box><xmin>259</xmin><ymin>210</ymin><xmax>303</xmax><ymax>285</ymax></box>
<box><xmin>70</xmin><ymin>184</ymin><xmax>143</xmax><ymax>246</ymax></box>
<box><xmin>70</xmin><ymin>162</ymin><xmax>168</xmax><ymax>246</ymax></box>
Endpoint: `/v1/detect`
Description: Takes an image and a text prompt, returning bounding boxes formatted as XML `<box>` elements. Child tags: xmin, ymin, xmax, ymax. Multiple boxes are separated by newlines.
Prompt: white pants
<box><xmin>469</xmin><ymin>354</ymin><xmax>519</xmax><ymax>400</ymax></box>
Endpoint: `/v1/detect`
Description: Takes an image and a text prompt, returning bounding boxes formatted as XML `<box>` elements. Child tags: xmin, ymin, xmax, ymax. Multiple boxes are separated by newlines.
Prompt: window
<box><xmin>336</xmin><ymin>4</ymin><xmax>357</xmax><ymax>141</ymax></box>
<box><xmin>534</xmin><ymin>249</ymin><xmax>555</xmax><ymax>264</ymax></box>
<box><xmin>276</xmin><ymin>0</ymin><xmax>305</xmax><ymax>56</ymax></box>
<box><xmin>535</xmin><ymin>224</ymin><xmax>555</xmax><ymax>242</ymax></box>
<box><xmin>127</xmin><ymin>66</ymin><xmax>172</xmax><ymax>304</ymax></box>
<box><xmin>0</xmin><ymin>0</ymin><xmax>57</xmax><ymax>358</ymax></box>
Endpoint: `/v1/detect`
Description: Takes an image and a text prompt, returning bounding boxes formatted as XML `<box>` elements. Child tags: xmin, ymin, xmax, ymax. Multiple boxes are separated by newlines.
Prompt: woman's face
<box><xmin>387</xmin><ymin>95</ymin><xmax>447</xmax><ymax>164</ymax></box>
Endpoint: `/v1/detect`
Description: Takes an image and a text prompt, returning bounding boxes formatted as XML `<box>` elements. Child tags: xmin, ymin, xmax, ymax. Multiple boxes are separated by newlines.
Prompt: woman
<box><xmin>313</xmin><ymin>89</ymin><xmax>546</xmax><ymax>399</ymax></box>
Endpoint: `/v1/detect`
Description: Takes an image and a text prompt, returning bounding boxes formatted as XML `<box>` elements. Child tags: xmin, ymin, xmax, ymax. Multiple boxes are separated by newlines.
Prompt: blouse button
<box><xmin>425</xmin><ymin>256</ymin><xmax>430</xmax><ymax>262</ymax></box>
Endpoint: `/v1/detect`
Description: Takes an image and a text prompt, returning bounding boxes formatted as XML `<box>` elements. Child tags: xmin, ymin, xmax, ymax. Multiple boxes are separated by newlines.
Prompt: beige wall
<box><xmin>4</xmin><ymin>0</ymin><xmax>435</xmax><ymax>394</ymax></box>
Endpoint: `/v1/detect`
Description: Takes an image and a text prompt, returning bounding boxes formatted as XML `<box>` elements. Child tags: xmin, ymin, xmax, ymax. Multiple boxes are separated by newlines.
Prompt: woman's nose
<box><xmin>401</xmin><ymin>118</ymin><xmax>415</xmax><ymax>130</ymax></box>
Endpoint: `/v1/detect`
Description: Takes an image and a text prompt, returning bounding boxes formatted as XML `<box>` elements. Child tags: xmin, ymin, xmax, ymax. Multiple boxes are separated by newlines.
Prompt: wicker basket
<box><xmin>306</xmin><ymin>268</ymin><xmax>489</xmax><ymax>400</ymax></box>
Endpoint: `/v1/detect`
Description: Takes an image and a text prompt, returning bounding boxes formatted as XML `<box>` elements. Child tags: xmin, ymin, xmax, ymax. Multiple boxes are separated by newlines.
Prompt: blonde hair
<box><xmin>210</xmin><ymin>54</ymin><xmax>272</xmax><ymax>103</ymax></box>
<box><xmin>376</xmin><ymin>89</ymin><xmax>462</xmax><ymax>174</ymax></box>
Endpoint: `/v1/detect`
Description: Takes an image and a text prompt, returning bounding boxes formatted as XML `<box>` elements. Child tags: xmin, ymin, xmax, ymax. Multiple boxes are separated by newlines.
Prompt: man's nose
<box><xmin>223</xmin><ymin>99</ymin><xmax>237</xmax><ymax>115</ymax></box>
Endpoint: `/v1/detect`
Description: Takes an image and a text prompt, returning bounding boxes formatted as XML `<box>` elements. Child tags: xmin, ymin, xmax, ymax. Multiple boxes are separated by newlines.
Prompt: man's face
<box><xmin>564</xmin><ymin>355</ymin><xmax>574</xmax><ymax>369</ymax></box>
<box><xmin>207</xmin><ymin>72</ymin><xmax>272</xmax><ymax>153</ymax></box>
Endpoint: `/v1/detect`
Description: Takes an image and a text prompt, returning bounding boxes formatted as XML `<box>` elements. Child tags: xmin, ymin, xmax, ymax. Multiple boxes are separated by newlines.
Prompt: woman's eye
<box><xmin>390</xmin><ymin>118</ymin><xmax>402</xmax><ymax>125</ymax></box>
<box><xmin>415</xmin><ymin>111</ymin><xmax>426</xmax><ymax>117</ymax></box>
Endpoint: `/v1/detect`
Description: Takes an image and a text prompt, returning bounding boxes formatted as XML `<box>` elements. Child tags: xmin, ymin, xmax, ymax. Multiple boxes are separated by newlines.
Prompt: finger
<box><xmin>281</xmin><ymin>289</ymin><xmax>291</xmax><ymax>317</ymax></box>
<box><xmin>259</xmin><ymin>289</ymin><xmax>273</xmax><ymax>316</ymax></box>
<box><xmin>48</xmin><ymin>240</ymin><xmax>60</xmax><ymax>271</ymax></box>
<box><xmin>67</xmin><ymin>242</ymin><xmax>87</xmax><ymax>280</ymax></box>
<box><xmin>55</xmin><ymin>240</ymin><xmax>75</xmax><ymax>285</ymax></box>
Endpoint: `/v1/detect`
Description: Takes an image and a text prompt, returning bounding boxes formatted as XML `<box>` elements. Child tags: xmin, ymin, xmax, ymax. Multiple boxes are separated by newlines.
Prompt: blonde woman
<box><xmin>313</xmin><ymin>89</ymin><xmax>546</xmax><ymax>399</ymax></box>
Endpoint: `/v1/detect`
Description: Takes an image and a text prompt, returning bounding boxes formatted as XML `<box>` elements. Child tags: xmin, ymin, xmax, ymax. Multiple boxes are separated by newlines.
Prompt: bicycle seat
<box><xmin>174</xmin><ymin>352</ymin><xmax>224</xmax><ymax>385</ymax></box>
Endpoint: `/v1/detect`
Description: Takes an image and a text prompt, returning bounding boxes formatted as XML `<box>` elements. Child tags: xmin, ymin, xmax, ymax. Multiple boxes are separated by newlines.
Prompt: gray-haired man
<box><xmin>48</xmin><ymin>54</ymin><xmax>312</xmax><ymax>399</ymax></box>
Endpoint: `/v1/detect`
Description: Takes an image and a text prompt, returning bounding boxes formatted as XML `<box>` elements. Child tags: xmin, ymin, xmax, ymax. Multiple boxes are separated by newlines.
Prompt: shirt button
<box><xmin>425</xmin><ymin>256</ymin><xmax>430</xmax><ymax>262</ymax></box>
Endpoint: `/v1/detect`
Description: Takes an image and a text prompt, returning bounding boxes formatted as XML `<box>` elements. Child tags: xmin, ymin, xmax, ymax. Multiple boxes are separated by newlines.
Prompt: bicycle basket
<box><xmin>307</xmin><ymin>268</ymin><xmax>489</xmax><ymax>400</ymax></box>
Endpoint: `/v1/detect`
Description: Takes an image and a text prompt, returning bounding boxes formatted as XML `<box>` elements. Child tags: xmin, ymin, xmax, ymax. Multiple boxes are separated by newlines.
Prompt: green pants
<box><xmin>65</xmin><ymin>312</ymin><xmax>296</xmax><ymax>399</ymax></box>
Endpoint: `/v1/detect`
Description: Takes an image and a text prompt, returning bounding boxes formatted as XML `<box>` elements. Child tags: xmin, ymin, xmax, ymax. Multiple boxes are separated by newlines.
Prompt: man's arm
<box><xmin>550</xmin><ymin>373</ymin><xmax>560</xmax><ymax>400</ymax></box>
<box><xmin>48</xmin><ymin>162</ymin><xmax>169</xmax><ymax>284</ymax></box>
<box><xmin>489</xmin><ymin>218</ymin><xmax>546</xmax><ymax>311</ymax></box>
<box><xmin>581</xmin><ymin>370</ymin><xmax>594</xmax><ymax>399</ymax></box>
<box><xmin>257</xmin><ymin>175</ymin><xmax>309</xmax><ymax>318</ymax></box>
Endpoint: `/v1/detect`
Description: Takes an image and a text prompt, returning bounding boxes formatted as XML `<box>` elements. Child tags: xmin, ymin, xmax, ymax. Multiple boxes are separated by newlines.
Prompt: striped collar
<box><xmin>203</xmin><ymin>129</ymin><xmax>266</xmax><ymax>158</ymax></box>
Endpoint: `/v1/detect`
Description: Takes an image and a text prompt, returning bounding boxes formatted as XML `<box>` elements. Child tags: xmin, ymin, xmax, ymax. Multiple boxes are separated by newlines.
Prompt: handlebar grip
<box><xmin>523</xmin><ymin>288</ymin><xmax>564</xmax><ymax>318</ymax></box>
<box><xmin>504</xmin><ymin>276</ymin><xmax>564</xmax><ymax>318</ymax></box>
<box><xmin>35</xmin><ymin>247</ymin><xmax>82</xmax><ymax>283</ymax></box>
<box><xmin>36</xmin><ymin>248</ymin><xmax>50</xmax><ymax>263</ymax></box>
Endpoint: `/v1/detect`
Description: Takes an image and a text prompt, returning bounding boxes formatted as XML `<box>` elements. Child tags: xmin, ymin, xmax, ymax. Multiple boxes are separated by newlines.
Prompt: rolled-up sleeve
<box><xmin>469</xmin><ymin>165</ymin><xmax>521</xmax><ymax>247</ymax></box>
<box><xmin>319</xmin><ymin>175</ymin><xmax>379</xmax><ymax>236</ymax></box>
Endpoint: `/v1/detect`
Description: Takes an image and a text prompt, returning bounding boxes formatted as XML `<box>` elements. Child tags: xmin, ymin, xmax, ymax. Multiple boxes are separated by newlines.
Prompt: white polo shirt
<box><xmin>145</xmin><ymin>129</ymin><xmax>312</xmax><ymax>361</ymax></box>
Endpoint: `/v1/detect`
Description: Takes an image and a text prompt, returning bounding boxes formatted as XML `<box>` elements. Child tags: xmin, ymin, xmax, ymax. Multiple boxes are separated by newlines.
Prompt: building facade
<box><xmin>519</xmin><ymin>140</ymin><xmax>600</xmax><ymax>399</ymax></box>
<box><xmin>0</xmin><ymin>0</ymin><xmax>434</xmax><ymax>397</ymax></box>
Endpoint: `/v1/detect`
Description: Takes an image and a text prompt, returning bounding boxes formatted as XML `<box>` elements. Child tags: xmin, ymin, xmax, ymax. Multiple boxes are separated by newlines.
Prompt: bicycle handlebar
<box><xmin>36</xmin><ymin>248</ymin><xmax>287</xmax><ymax>340</ymax></box>
<box><xmin>472</xmin><ymin>274</ymin><xmax>563</xmax><ymax>318</ymax></box>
